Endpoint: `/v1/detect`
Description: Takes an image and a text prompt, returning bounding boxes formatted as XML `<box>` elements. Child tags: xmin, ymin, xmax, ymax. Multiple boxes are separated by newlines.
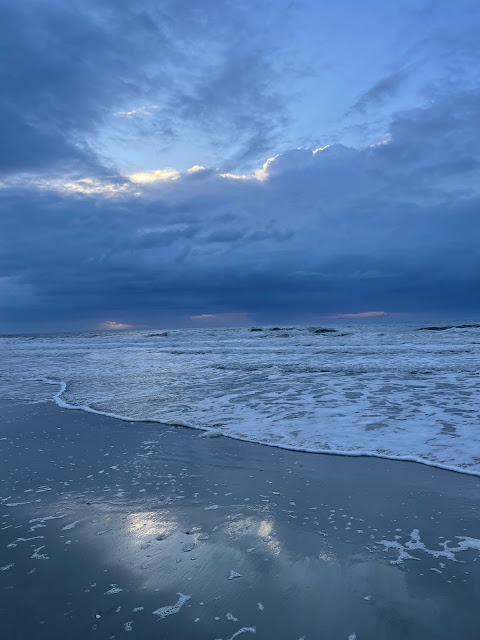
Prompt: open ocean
<box><xmin>1</xmin><ymin>321</ymin><xmax>479</xmax><ymax>475</ymax></box>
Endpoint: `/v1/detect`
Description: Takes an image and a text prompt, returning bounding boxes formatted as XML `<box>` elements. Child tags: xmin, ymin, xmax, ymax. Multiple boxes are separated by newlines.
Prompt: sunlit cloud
<box><xmin>53</xmin><ymin>178</ymin><xmax>131</xmax><ymax>195</ymax></box>
<box><xmin>219</xmin><ymin>172</ymin><xmax>251</xmax><ymax>180</ymax></box>
<box><xmin>100</xmin><ymin>321</ymin><xmax>134</xmax><ymax>330</ymax></box>
<box><xmin>190</xmin><ymin>314</ymin><xmax>214</xmax><ymax>320</ymax></box>
<box><xmin>218</xmin><ymin>154</ymin><xmax>282</xmax><ymax>181</ymax></box>
<box><xmin>11</xmin><ymin>148</ymin><xmax>344</xmax><ymax>200</ymax></box>
<box><xmin>129</xmin><ymin>169</ymin><xmax>181</xmax><ymax>183</ymax></box>
<box><xmin>254</xmin><ymin>154</ymin><xmax>280</xmax><ymax>181</ymax></box>
<box><xmin>114</xmin><ymin>106</ymin><xmax>159</xmax><ymax>117</ymax></box>
<box><xmin>19</xmin><ymin>177</ymin><xmax>131</xmax><ymax>196</ymax></box>
<box><xmin>368</xmin><ymin>134</ymin><xmax>392</xmax><ymax>148</ymax></box>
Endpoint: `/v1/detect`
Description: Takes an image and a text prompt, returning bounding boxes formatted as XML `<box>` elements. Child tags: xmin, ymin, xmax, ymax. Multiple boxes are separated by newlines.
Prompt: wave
<box><xmin>30</xmin><ymin>377</ymin><xmax>480</xmax><ymax>479</ymax></box>
<box><xmin>417</xmin><ymin>324</ymin><xmax>480</xmax><ymax>331</ymax></box>
<box><xmin>31</xmin><ymin>378</ymin><xmax>197</xmax><ymax>429</ymax></box>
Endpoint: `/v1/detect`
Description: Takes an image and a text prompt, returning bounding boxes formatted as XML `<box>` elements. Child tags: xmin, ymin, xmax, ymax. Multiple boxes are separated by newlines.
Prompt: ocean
<box><xmin>1</xmin><ymin>321</ymin><xmax>479</xmax><ymax>475</ymax></box>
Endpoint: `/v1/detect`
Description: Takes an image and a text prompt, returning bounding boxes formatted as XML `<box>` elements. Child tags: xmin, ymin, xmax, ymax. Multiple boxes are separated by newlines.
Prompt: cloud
<box><xmin>114</xmin><ymin>106</ymin><xmax>159</xmax><ymax>118</ymax></box>
<box><xmin>187</xmin><ymin>166</ymin><xmax>207</xmax><ymax>174</ymax></box>
<box><xmin>1</xmin><ymin>84</ymin><xmax>480</xmax><ymax>331</ymax></box>
<box><xmin>44</xmin><ymin>177</ymin><xmax>131</xmax><ymax>196</ymax></box>
<box><xmin>100</xmin><ymin>321</ymin><xmax>134</xmax><ymax>330</ymax></box>
<box><xmin>0</xmin><ymin>1</ymin><xmax>124</xmax><ymax>177</ymax></box>
<box><xmin>0</xmin><ymin>0</ymin><xmax>305</xmax><ymax>178</ymax></box>
<box><xmin>129</xmin><ymin>169</ymin><xmax>181</xmax><ymax>184</ymax></box>
<box><xmin>1</xmin><ymin>6</ymin><xmax>480</xmax><ymax>332</ymax></box>
<box><xmin>350</xmin><ymin>67</ymin><xmax>412</xmax><ymax>113</ymax></box>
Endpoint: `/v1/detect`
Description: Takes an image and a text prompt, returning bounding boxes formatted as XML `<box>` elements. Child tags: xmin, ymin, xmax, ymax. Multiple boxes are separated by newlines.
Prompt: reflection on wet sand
<box><xmin>2</xmin><ymin>397</ymin><xmax>480</xmax><ymax>639</ymax></box>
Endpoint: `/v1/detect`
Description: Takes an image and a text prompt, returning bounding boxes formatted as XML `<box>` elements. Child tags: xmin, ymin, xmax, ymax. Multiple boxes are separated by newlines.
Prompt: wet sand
<box><xmin>1</xmin><ymin>395</ymin><xmax>480</xmax><ymax>639</ymax></box>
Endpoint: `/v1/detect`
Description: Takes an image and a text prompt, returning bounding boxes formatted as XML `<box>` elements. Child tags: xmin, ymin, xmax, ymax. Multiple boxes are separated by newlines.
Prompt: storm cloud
<box><xmin>0</xmin><ymin>0</ymin><xmax>479</xmax><ymax>330</ymax></box>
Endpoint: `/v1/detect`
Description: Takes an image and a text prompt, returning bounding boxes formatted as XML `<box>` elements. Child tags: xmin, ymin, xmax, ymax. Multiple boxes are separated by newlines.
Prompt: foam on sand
<box><xmin>152</xmin><ymin>593</ymin><xmax>191</xmax><ymax>618</ymax></box>
<box><xmin>31</xmin><ymin>545</ymin><xmax>49</xmax><ymax>560</ymax></box>
<box><xmin>2</xmin><ymin>322</ymin><xmax>479</xmax><ymax>476</ymax></box>
<box><xmin>6</xmin><ymin>501</ymin><xmax>32</xmax><ymax>507</ymax></box>
<box><xmin>226</xmin><ymin>613</ymin><xmax>239</xmax><ymax>622</ymax></box>
<box><xmin>378</xmin><ymin>529</ymin><xmax>480</xmax><ymax>565</ymax></box>
<box><xmin>228</xmin><ymin>570</ymin><xmax>242</xmax><ymax>580</ymax></box>
<box><xmin>104</xmin><ymin>584</ymin><xmax>123</xmax><ymax>595</ymax></box>
<box><xmin>8</xmin><ymin>536</ymin><xmax>44</xmax><ymax>548</ymax></box>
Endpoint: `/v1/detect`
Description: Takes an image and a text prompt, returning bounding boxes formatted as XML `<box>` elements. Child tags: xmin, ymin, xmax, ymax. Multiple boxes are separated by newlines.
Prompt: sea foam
<box><xmin>1</xmin><ymin>322</ymin><xmax>479</xmax><ymax>475</ymax></box>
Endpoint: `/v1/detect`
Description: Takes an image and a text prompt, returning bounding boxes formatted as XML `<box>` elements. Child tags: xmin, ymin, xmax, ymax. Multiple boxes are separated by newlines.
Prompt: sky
<box><xmin>1</xmin><ymin>0</ymin><xmax>479</xmax><ymax>331</ymax></box>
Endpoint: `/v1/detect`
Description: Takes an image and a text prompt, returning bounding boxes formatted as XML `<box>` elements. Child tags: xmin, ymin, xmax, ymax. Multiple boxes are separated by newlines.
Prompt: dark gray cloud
<box><xmin>1</xmin><ymin>0</ymin><xmax>479</xmax><ymax>330</ymax></box>
<box><xmin>0</xmin><ymin>0</ymin><xmax>299</xmax><ymax>177</ymax></box>
<box><xmin>1</xmin><ymin>80</ymin><xmax>480</xmax><ymax>330</ymax></box>
<box><xmin>0</xmin><ymin>0</ymin><xmax>127</xmax><ymax>175</ymax></box>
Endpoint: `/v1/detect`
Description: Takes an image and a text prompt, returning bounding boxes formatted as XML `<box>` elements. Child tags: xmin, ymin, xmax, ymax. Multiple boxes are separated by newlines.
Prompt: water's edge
<box><xmin>31</xmin><ymin>377</ymin><xmax>480</xmax><ymax>478</ymax></box>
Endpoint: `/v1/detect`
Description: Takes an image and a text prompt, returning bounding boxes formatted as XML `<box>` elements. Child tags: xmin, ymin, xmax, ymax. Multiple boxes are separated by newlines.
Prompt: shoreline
<box><xmin>1</xmin><ymin>396</ymin><xmax>480</xmax><ymax>638</ymax></box>
<box><xmin>32</xmin><ymin>376</ymin><xmax>480</xmax><ymax>478</ymax></box>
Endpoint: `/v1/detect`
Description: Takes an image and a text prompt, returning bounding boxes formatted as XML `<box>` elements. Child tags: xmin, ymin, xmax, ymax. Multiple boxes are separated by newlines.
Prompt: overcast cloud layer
<box><xmin>1</xmin><ymin>0</ymin><xmax>479</xmax><ymax>331</ymax></box>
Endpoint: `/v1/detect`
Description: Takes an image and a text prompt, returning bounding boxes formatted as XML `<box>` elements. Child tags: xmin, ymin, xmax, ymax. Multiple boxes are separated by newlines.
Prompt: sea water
<box><xmin>0</xmin><ymin>321</ymin><xmax>479</xmax><ymax>474</ymax></box>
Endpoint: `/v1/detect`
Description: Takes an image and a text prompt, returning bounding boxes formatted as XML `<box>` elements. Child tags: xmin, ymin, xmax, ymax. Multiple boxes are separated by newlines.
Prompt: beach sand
<box><xmin>1</xmin><ymin>394</ymin><xmax>480</xmax><ymax>639</ymax></box>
